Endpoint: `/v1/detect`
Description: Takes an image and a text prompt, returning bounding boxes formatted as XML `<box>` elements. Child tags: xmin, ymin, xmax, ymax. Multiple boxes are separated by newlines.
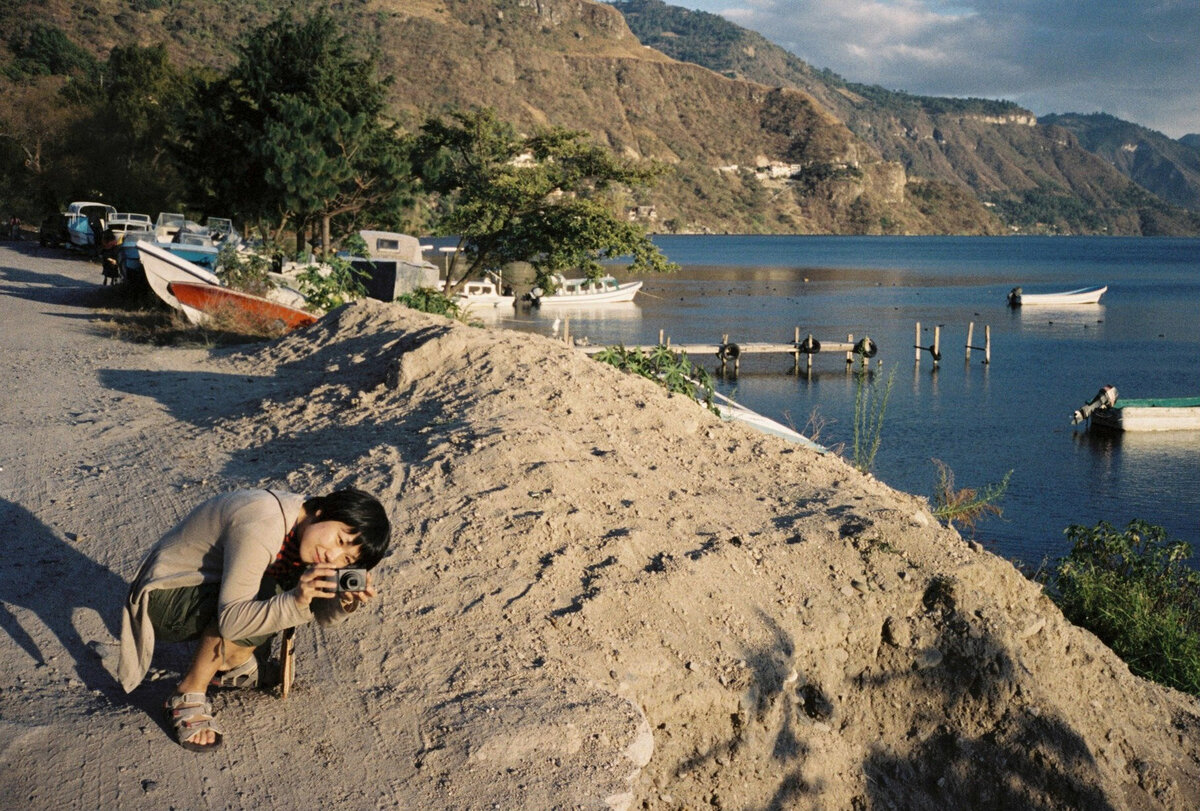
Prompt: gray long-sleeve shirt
<box><xmin>117</xmin><ymin>489</ymin><xmax>348</xmax><ymax>692</ymax></box>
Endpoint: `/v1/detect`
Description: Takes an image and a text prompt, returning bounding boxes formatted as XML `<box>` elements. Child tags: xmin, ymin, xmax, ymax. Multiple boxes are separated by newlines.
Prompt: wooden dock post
<box><xmin>846</xmin><ymin>333</ymin><xmax>854</xmax><ymax>370</ymax></box>
<box><xmin>965</xmin><ymin>322</ymin><xmax>992</xmax><ymax>364</ymax></box>
<box><xmin>914</xmin><ymin>321</ymin><xmax>941</xmax><ymax>367</ymax></box>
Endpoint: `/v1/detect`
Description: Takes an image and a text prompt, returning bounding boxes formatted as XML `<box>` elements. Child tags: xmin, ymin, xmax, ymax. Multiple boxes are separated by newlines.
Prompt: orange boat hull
<box><xmin>168</xmin><ymin>281</ymin><xmax>317</xmax><ymax>331</ymax></box>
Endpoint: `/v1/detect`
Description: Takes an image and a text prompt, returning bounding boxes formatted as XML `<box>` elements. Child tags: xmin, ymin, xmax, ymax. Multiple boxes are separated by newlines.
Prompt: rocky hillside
<box><xmin>1040</xmin><ymin>113</ymin><xmax>1200</xmax><ymax>211</ymax></box>
<box><xmin>613</xmin><ymin>0</ymin><xmax>1200</xmax><ymax>235</ymax></box>
<box><xmin>0</xmin><ymin>0</ymin><xmax>995</xmax><ymax>235</ymax></box>
<box><xmin>2</xmin><ymin>0</ymin><xmax>1196</xmax><ymax>235</ymax></box>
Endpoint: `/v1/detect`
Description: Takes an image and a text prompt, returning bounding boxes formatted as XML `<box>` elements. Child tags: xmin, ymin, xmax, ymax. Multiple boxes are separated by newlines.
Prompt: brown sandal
<box><xmin>164</xmin><ymin>692</ymin><xmax>223</xmax><ymax>752</ymax></box>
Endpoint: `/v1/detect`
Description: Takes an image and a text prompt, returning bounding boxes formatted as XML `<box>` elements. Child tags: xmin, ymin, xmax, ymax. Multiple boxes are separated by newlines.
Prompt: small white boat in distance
<box><xmin>454</xmin><ymin>273</ymin><xmax>642</xmax><ymax>309</ymax></box>
<box><xmin>1008</xmin><ymin>285</ymin><xmax>1107</xmax><ymax>307</ymax></box>
<box><xmin>1072</xmin><ymin>385</ymin><xmax>1200</xmax><ymax>432</ymax></box>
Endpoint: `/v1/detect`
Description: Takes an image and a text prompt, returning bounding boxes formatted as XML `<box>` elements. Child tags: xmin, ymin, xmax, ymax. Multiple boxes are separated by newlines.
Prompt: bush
<box><xmin>396</xmin><ymin>286</ymin><xmax>462</xmax><ymax>318</ymax></box>
<box><xmin>592</xmin><ymin>344</ymin><xmax>717</xmax><ymax>414</ymax></box>
<box><xmin>1041</xmin><ymin>520</ymin><xmax>1200</xmax><ymax>696</ymax></box>
<box><xmin>215</xmin><ymin>245</ymin><xmax>276</xmax><ymax>298</ymax></box>
<box><xmin>295</xmin><ymin>255</ymin><xmax>368</xmax><ymax>311</ymax></box>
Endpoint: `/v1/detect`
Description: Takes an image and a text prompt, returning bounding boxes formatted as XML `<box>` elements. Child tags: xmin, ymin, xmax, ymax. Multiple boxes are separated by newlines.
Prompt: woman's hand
<box><xmin>338</xmin><ymin>572</ymin><xmax>377</xmax><ymax>613</ymax></box>
<box><xmin>294</xmin><ymin>564</ymin><xmax>337</xmax><ymax>609</ymax></box>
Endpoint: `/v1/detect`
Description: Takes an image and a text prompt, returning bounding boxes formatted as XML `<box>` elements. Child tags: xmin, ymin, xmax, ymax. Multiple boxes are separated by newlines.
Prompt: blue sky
<box><xmin>663</xmin><ymin>1</ymin><xmax>1199</xmax><ymax>138</ymax></box>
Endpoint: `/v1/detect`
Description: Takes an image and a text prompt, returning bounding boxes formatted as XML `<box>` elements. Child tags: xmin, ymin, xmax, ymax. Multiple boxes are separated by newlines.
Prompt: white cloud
<box><xmin>666</xmin><ymin>0</ymin><xmax>1200</xmax><ymax>137</ymax></box>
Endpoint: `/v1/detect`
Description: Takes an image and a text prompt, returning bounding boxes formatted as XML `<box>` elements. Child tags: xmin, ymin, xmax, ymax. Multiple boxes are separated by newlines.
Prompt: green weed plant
<box><xmin>396</xmin><ymin>286</ymin><xmax>464</xmax><ymax>319</ymax></box>
<box><xmin>1041</xmin><ymin>519</ymin><xmax>1200</xmax><ymax>697</ymax></box>
<box><xmin>592</xmin><ymin>345</ymin><xmax>717</xmax><ymax>414</ymax></box>
<box><xmin>295</xmin><ymin>255</ymin><xmax>368</xmax><ymax>311</ymax></box>
<box><xmin>931</xmin><ymin>459</ymin><xmax>1012</xmax><ymax>536</ymax></box>
<box><xmin>215</xmin><ymin>245</ymin><xmax>276</xmax><ymax>298</ymax></box>
<box><xmin>851</xmin><ymin>360</ymin><xmax>895</xmax><ymax>473</ymax></box>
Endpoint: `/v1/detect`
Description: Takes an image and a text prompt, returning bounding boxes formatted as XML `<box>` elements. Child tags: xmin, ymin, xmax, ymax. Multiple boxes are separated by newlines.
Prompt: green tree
<box><xmin>67</xmin><ymin>44</ymin><xmax>189</xmax><ymax>212</ymax></box>
<box><xmin>412</xmin><ymin>108</ymin><xmax>675</xmax><ymax>295</ymax></box>
<box><xmin>173</xmin><ymin>9</ymin><xmax>413</xmax><ymax>251</ymax></box>
<box><xmin>0</xmin><ymin>76</ymin><xmax>85</xmax><ymax>214</ymax></box>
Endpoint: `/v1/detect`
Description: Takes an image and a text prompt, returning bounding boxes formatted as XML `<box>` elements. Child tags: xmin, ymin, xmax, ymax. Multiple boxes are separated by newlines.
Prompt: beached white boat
<box><xmin>139</xmin><ymin>239</ymin><xmax>307</xmax><ymax>316</ymax></box>
<box><xmin>65</xmin><ymin>201</ymin><xmax>117</xmax><ymax>249</ymax></box>
<box><xmin>1008</xmin><ymin>285</ymin><xmax>1107</xmax><ymax>306</ymax></box>
<box><xmin>1072</xmin><ymin>385</ymin><xmax>1200</xmax><ymax>432</ymax></box>
<box><xmin>454</xmin><ymin>273</ymin><xmax>642</xmax><ymax>309</ymax></box>
<box><xmin>137</xmin><ymin>240</ymin><xmax>221</xmax><ymax>315</ymax></box>
<box><xmin>108</xmin><ymin>213</ymin><xmax>153</xmax><ymax>238</ymax></box>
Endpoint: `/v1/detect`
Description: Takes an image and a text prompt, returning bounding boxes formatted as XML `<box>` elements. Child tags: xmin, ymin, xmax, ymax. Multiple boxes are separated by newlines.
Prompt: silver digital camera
<box><xmin>333</xmin><ymin>567</ymin><xmax>368</xmax><ymax>593</ymax></box>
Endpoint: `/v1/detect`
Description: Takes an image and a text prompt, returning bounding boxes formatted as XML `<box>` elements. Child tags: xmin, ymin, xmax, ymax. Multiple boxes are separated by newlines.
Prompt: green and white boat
<box><xmin>1073</xmin><ymin>386</ymin><xmax>1200</xmax><ymax>432</ymax></box>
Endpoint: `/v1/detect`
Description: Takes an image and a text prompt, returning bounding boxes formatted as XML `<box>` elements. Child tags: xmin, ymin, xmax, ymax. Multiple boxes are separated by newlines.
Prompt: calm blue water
<box><xmin>456</xmin><ymin>236</ymin><xmax>1200</xmax><ymax>566</ymax></box>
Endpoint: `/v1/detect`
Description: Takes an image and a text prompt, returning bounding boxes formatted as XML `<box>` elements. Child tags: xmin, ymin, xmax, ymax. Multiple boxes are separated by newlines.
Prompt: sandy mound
<box><xmin>2</xmin><ymin>250</ymin><xmax>1198</xmax><ymax>809</ymax></box>
<box><xmin>226</xmin><ymin>299</ymin><xmax>1200</xmax><ymax>808</ymax></box>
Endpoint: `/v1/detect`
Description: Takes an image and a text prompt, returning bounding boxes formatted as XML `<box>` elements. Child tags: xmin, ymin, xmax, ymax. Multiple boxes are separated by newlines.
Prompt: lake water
<box><xmin>452</xmin><ymin>236</ymin><xmax>1200</xmax><ymax>567</ymax></box>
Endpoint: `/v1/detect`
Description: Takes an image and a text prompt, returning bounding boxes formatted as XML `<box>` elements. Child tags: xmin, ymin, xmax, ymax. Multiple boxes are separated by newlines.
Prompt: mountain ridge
<box><xmin>611</xmin><ymin>0</ymin><xmax>1200</xmax><ymax>234</ymax></box>
<box><xmin>2</xmin><ymin>0</ymin><xmax>1197</xmax><ymax>235</ymax></box>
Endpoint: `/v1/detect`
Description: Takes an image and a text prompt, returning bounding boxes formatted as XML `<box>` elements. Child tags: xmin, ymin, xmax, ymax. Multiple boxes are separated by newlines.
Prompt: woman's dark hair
<box><xmin>303</xmin><ymin>488</ymin><xmax>391</xmax><ymax>569</ymax></box>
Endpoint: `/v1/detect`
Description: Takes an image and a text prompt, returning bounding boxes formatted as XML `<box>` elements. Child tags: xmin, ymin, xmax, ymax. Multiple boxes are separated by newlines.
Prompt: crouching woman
<box><xmin>117</xmin><ymin>488</ymin><xmax>390</xmax><ymax>751</ymax></box>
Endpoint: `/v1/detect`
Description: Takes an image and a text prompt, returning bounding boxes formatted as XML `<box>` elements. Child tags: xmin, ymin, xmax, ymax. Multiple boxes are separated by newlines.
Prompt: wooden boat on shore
<box><xmin>1072</xmin><ymin>385</ymin><xmax>1200</xmax><ymax>432</ymax></box>
<box><xmin>167</xmin><ymin>281</ymin><xmax>317</xmax><ymax>331</ymax></box>
<box><xmin>137</xmin><ymin>239</ymin><xmax>221</xmax><ymax>312</ymax></box>
<box><xmin>1008</xmin><ymin>285</ymin><xmax>1107</xmax><ymax>307</ymax></box>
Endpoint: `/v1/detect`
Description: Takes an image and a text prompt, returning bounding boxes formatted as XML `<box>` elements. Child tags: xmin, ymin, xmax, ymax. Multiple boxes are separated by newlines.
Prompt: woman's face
<box><xmin>298</xmin><ymin>517</ymin><xmax>362</xmax><ymax>568</ymax></box>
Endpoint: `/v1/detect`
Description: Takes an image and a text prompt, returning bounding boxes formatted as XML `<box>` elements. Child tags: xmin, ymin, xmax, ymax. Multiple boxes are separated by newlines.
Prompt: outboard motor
<box><xmin>1071</xmin><ymin>385</ymin><xmax>1118</xmax><ymax>425</ymax></box>
<box><xmin>1007</xmin><ymin>287</ymin><xmax>1022</xmax><ymax>308</ymax></box>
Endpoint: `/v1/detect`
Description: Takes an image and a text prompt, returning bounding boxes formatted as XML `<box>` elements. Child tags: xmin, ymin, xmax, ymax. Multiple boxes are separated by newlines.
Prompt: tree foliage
<box><xmin>172</xmin><ymin>9</ymin><xmax>414</xmax><ymax>250</ymax></box>
<box><xmin>412</xmin><ymin>108</ymin><xmax>675</xmax><ymax>293</ymax></box>
<box><xmin>4</xmin><ymin>23</ymin><xmax>99</xmax><ymax>81</ymax></box>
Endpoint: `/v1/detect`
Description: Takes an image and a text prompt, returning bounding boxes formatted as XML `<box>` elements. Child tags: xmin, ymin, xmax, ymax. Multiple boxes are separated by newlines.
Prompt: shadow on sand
<box><xmin>671</xmin><ymin>587</ymin><xmax>1116</xmax><ymax>810</ymax></box>
<box><xmin>0</xmin><ymin>499</ymin><xmax>127</xmax><ymax>698</ymax></box>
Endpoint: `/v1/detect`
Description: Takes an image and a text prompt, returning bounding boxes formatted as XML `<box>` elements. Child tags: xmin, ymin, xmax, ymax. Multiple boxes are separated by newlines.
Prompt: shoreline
<box><xmin>2</xmin><ymin>240</ymin><xmax>1198</xmax><ymax>809</ymax></box>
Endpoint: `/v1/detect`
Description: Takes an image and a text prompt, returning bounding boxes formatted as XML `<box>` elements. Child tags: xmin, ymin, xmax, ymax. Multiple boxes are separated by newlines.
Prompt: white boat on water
<box><xmin>1072</xmin><ymin>385</ymin><xmax>1200</xmax><ymax>432</ymax></box>
<box><xmin>1008</xmin><ymin>285</ymin><xmax>1107</xmax><ymax>306</ymax></box>
<box><xmin>454</xmin><ymin>273</ymin><xmax>642</xmax><ymax>309</ymax></box>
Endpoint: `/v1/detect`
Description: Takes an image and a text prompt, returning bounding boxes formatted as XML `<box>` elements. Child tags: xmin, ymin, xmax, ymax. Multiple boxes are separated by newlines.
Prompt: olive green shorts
<box><xmin>146</xmin><ymin>577</ymin><xmax>282</xmax><ymax>649</ymax></box>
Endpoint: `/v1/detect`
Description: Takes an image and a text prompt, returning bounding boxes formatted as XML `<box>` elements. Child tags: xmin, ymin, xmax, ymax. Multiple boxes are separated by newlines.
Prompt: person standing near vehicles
<box><xmin>118</xmin><ymin>487</ymin><xmax>391</xmax><ymax>751</ymax></box>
